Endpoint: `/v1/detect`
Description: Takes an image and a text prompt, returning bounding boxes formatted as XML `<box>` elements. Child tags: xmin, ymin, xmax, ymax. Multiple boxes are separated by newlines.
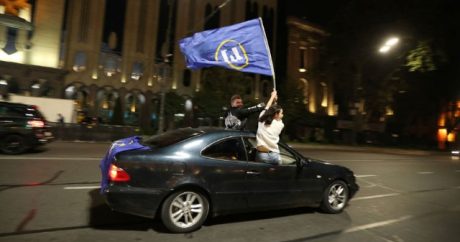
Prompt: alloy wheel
<box><xmin>327</xmin><ymin>183</ymin><xmax>347</xmax><ymax>210</ymax></box>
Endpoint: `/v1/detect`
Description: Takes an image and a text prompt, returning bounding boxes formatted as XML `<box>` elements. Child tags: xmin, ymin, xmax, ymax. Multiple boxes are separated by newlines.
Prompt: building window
<box><xmin>183</xmin><ymin>69</ymin><xmax>191</xmax><ymax>87</ymax></box>
<box><xmin>96</xmin><ymin>88</ymin><xmax>119</xmax><ymax>123</ymax></box>
<box><xmin>124</xmin><ymin>92</ymin><xmax>145</xmax><ymax>126</ymax></box>
<box><xmin>188</xmin><ymin>0</ymin><xmax>196</xmax><ymax>31</ymax></box>
<box><xmin>79</xmin><ymin>0</ymin><xmax>90</xmax><ymax>42</ymax></box>
<box><xmin>131</xmin><ymin>62</ymin><xmax>144</xmax><ymax>80</ymax></box>
<box><xmin>30</xmin><ymin>79</ymin><xmax>49</xmax><ymax>97</ymax></box>
<box><xmin>136</xmin><ymin>0</ymin><xmax>147</xmax><ymax>53</ymax></box>
<box><xmin>101</xmin><ymin>53</ymin><xmax>121</xmax><ymax>77</ymax></box>
<box><xmin>65</xmin><ymin>85</ymin><xmax>76</xmax><ymax>99</ymax></box>
<box><xmin>300</xmin><ymin>78</ymin><xmax>309</xmax><ymax>104</ymax></box>
<box><xmin>73</xmin><ymin>51</ymin><xmax>87</xmax><ymax>72</ymax></box>
<box><xmin>204</xmin><ymin>4</ymin><xmax>220</xmax><ymax>30</ymax></box>
<box><xmin>299</xmin><ymin>47</ymin><xmax>307</xmax><ymax>72</ymax></box>
<box><xmin>321</xmin><ymin>82</ymin><xmax>328</xmax><ymax>107</ymax></box>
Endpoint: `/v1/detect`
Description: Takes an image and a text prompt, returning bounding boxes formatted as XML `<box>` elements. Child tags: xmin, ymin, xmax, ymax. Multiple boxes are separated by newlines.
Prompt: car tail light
<box><xmin>109</xmin><ymin>164</ymin><xmax>131</xmax><ymax>182</ymax></box>
<box><xmin>27</xmin><ymin>120</ymin><xmax>45</xmax><ymax>128</ymax></box>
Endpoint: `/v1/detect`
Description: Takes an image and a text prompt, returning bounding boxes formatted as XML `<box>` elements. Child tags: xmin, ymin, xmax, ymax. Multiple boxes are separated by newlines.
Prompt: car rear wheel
<box><xmin>160</xmin><ymin>190</ymin><xmax>209</xmax><ymax>233</ymax></box>
<box><xmin>320</xmin><ymin>180</ymin><xmax>349</xmax><ymax>213</ymax></box>
<box><xmin>1</xmin><ymin>135</ymin><xmax>28</xmax><ymax>155</ymax></box>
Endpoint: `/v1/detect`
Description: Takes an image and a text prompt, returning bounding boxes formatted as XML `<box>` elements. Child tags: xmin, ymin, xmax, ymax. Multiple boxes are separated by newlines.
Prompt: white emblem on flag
<box><xmin>215</xmin><ymin>39</ymin><xmax>249</xmax><ymax>70</ymax></box>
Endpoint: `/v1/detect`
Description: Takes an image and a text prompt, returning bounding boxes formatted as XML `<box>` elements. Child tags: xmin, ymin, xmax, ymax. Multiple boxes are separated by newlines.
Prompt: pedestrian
<box><xmin>57</xmin><ymin>113</ymin><xmax>64</xmax><ymax>124</ymax></box>
<box><xmin>255</xmin><ymin>89</ymin><xmax>284</xmax><ymax>165</ymax></box>
<box><xmin>224</xmin><ymin>94</ymin><xmax>265</xmax><ymax>130</ymax></box>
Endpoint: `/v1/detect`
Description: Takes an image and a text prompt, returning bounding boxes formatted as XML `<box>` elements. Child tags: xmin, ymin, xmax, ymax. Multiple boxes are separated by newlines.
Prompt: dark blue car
<box><xmin>102</xmin><ymin>127</ymin><xmax>359</xmax><ymax>233</ymax></box>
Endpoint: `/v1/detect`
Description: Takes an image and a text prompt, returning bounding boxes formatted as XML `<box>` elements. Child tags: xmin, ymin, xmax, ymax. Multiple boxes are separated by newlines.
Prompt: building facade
<box><xmin>286</xmin><ymin>16</ymin><xmax>335</xmax><ymax>117</ymax></box>
<box><xmin>0</xmin><ymin>0</ymin><xmax>277</xmax><ymax>130</ymax></box>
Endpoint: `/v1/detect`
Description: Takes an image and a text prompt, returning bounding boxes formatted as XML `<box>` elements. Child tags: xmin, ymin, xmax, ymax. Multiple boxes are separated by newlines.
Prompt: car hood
<box><xmin>308</xmin><ymin>158</ymin><xmax>354</xmax><ymax>177</ymax></box>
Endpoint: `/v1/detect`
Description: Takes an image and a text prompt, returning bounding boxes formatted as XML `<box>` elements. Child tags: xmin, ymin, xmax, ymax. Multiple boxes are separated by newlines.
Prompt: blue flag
<box><xmin>179</xmin><ymin>18</ymin><xmax>274</xmax><ymax>76</ymax></box>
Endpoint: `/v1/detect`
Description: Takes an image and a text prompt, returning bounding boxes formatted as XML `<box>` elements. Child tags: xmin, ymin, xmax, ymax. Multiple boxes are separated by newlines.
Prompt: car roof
<box><xmin>0</xmin><ymin>101</ymin><xmax>33</xmax><ymax>108</ymax></box>
<box><xmin>141</xmin><ymin>127</ymin><xmax>255</xmax><ymax>148</ymax></box>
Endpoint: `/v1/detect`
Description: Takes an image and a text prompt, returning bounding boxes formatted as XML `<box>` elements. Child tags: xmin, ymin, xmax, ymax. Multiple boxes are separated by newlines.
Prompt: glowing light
<box><xmin>385</xmin><ymin>37</ymin><xmax>399</xmax><ymax>47</ymax></box>
<box><xmin>438</xmin><ymin>128</ymin><xmax>447</xmax><ymax>142</ymax></box>
<box><xmin>447</xmin><ymin>132</ymin><xmax>455</xmax><ymax>143</ymax></box>
<box><xmin>379</xmin><ymin>45</ymin><xmax>391</xmax><ymax>53</ymax></box>
<box><xmin>0</xmin><ymin>49</ymin><xmax>24</xmax><ymax>62</ymax></box>
<box><xmin>379</xmin><ymin>37</ymin><xmax>399</xmax><ymax>54</ymax></box>
<box><xmin>438</xmin><ymin>113</ymin><xmax>446</xmax><ymax>126</ymax></box>
<box><xmin>299</xmin><ymin>68</ymin><xmax>307</xmax><ymax>72</ymax></box>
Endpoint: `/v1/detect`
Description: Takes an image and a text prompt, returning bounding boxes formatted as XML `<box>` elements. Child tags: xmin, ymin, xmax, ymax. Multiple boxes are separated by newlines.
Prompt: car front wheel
<box><xmin>320</xmin><ymin>180</ymin><xmax>349</xmax><ymax>213</ymax></box>
<box><xmin>160</xmin><ymin>190</ymin><xmax>209</xmax><ymax>233</ymax></box>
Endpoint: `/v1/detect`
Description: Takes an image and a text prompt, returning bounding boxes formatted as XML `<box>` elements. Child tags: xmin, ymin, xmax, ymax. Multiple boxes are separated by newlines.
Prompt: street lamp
<box><xmin>153</xmin><ymin>63</ymin><xmax>171</xmax><ymax>134</ymax></box>
<box><xmin>379</xmin><ymin>37</ymin><xmax>399</xmax><ymax>53</ymax></box>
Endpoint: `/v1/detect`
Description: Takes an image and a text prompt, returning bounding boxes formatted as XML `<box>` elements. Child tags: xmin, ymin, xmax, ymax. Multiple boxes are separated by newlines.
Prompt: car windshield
<box><xmin>141</xmin><ymin>128</ymin><xmax>205</xmax><ymax>148</ymax></box>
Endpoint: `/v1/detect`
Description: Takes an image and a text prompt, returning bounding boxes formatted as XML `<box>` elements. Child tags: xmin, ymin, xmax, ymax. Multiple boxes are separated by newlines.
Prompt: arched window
<box><xmin>96</xmin><ymin>87</ymin><xmax>119</xmax><ymax>123</ymax></box>
<box><xmin>124</xmin><ymin>91</ymin><xmax>145</xmax><ymax>126</ymax></box>
<box><xmin>30</xmin><ymin>79</ymin><xmax>49</xmax><ymax>97</ymax></box>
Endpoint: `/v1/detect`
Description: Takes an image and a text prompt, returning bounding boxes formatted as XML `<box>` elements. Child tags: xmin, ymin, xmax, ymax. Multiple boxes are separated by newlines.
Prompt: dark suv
<box><xmin>0</xmin><ymin>101</ymin><xmax>54</xmax><ymax>154</ymax></box>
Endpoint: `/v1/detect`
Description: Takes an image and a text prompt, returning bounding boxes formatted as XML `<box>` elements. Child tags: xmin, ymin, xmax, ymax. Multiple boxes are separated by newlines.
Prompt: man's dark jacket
<box><xmin>225</xmin><ymin>104</ymin><xmax>264</xmax><ymax>130</ymax></box>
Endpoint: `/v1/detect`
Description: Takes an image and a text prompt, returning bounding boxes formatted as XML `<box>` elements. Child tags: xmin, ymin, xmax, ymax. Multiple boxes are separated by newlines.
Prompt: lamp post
<box><xmin>348</xmin><ymin>36</ymin><xmax>401</xmax><ymax>145</ymax></box>
<box><xmin>154</xmin><ymin>63</ymin><xmax>171</xmax><ymax>134</ymax></box>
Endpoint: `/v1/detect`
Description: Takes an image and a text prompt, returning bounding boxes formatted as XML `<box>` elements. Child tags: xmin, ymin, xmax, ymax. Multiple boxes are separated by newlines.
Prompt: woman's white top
<box><xmin>256</xmin><ymin>109</ymin><xmax>284</xmax><ymax>153</ymax></box>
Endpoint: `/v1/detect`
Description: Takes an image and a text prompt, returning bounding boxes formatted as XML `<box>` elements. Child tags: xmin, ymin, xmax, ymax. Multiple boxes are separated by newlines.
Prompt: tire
<box><xmin>1</xmin><ymin>135</ymin><xmax>28</xmax><ymax>155</ymax></box>
<box><xmin>160</xmin><ymin>190</ymin><xmax>209</xmax><ymax>233</ymax></box>
<box><xmin>320</xmin><ymin>180</ymin><xmax>349</xmax><ymax>214</ymax></box>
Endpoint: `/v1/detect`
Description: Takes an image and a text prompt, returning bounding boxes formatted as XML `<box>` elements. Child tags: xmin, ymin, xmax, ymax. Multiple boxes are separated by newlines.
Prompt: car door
<box><xmin>201</xmin><ymin>137</ymin><xmax>249</xmax><ymax>214</ymax></box>
<box><xmin>243</xmin><ymin>137</ymin><xmax>320</xmax><ymax>209</ymax></box>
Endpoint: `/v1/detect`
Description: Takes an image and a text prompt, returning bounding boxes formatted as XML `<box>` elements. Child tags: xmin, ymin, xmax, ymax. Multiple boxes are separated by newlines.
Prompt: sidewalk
<box><xmin>287</xmin><ymin>142</ymin><xmax>448</xmax><ymax>156</ymax></box>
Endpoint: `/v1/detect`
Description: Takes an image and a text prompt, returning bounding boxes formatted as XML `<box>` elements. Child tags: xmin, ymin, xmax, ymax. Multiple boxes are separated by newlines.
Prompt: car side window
<box><xmin>3</xmin><ymin>106</ymin><xmax>24</xmax><ymax>117</ymax></box>
<box><xmin>202</xmin><ymin>138</ymin><xmax>247</xmax><ymax>161</ymax></box>
<box><xmin>243</xmin><ymin>137</ymin><xmax>296</xmax><ymax>165</ymax></box>
<box><xmin>279</xmin><ymin>145</ymin><xmax>297</xmax><ymax>166</ymax></box>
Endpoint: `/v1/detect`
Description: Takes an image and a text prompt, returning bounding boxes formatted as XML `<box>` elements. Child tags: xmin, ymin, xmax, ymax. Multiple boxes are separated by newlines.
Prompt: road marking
<box><xmin>344</xmin><ymin>215</ymin><xmax>412</xmax><ymax>233</ymax></box>
<box><xmin>417</xmin><ymin>171</ymin><xmax>434</xmax><ymax>175</ymax></box>
<box><xmin>352</xmin><ymin>193</ymin><xmax>400</xmax><ymax>201</ymax></box>
<box><xmin>64</xmin><ymin>186</ymin><xmax>101</xmax><ymax>190</ymax></box>
<box><xmin>0</xmin><ymin>157</ymin><xmax>100</xmax><ymax>161</ymax></box>
<box><xmin>355</xmin><ymin>174</ymin><xmax>377</xmax><ymax>178</ymax></box>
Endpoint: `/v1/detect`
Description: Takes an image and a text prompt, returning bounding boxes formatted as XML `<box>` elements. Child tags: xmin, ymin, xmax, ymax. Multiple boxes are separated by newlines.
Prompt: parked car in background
<box><xmin>0</xmin><ymin>101</ymin><xmax>54</xmax><ymax>154</ymax></box>
<box><xmin>102</xmin><ymin>128</ymin><xmax>359</xmax><ymax>233</ymax></box>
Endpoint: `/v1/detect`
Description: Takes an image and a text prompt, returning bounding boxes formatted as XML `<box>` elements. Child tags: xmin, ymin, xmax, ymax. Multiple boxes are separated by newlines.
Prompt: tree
<box><xmin>194</xmin><ymin>67</ymin><xmax>254</xmax><ymax>124</ymax></box>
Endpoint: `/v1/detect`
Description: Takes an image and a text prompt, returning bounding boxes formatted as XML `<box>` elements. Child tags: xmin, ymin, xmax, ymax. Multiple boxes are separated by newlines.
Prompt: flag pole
<box><xmin>258</xmin><ymin>17</ymin><xmax>276</xmax><ymax>90</ymax></box>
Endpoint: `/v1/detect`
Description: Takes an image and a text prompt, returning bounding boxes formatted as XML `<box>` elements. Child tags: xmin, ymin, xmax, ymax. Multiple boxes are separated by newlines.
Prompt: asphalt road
<box><xmin>0</xmin><ymin>141</ymin><xmax>459</xmax><ymax>242</ymax></box>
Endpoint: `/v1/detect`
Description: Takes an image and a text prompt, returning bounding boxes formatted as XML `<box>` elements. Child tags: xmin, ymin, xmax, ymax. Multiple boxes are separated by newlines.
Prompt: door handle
<box><xmin>246</xmin><ymin>171</ymin><xmax>260</xmax><ymax>175</ymax></box>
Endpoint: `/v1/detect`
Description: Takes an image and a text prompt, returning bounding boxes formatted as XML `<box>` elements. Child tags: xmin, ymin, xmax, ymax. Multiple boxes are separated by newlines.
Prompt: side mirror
<box><xmin>296</xmin><ymin>158</ymin><xmax>305</xmax><ymax>169</ymax></box>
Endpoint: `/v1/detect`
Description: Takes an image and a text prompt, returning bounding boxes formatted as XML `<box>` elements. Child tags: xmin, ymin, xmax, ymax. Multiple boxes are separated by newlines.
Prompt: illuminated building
<box><xmin>0</xmin><ymin>0</ymin><xmax>278</xmax><ymax>129</ymax></box>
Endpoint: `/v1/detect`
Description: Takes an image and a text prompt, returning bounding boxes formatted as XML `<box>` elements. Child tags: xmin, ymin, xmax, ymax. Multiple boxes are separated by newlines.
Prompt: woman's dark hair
<box><xmin>259</xmin><ymin>105</ymin><xmax>282</xmax><ymax>125</ymax></box>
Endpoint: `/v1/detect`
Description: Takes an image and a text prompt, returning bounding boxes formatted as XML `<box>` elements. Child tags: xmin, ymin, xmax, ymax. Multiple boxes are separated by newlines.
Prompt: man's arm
<box><xmin>234</xmin><ymin>103</ymin><xmax>265</xmax><ymax>118</ymax></box>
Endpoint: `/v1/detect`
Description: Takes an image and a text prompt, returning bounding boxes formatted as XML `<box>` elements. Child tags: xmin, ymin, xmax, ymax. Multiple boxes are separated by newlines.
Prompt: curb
<box><xmin>287</xmin><ymin>143</ymin><xmax>446</xmax><ymax>156</ymax></box>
